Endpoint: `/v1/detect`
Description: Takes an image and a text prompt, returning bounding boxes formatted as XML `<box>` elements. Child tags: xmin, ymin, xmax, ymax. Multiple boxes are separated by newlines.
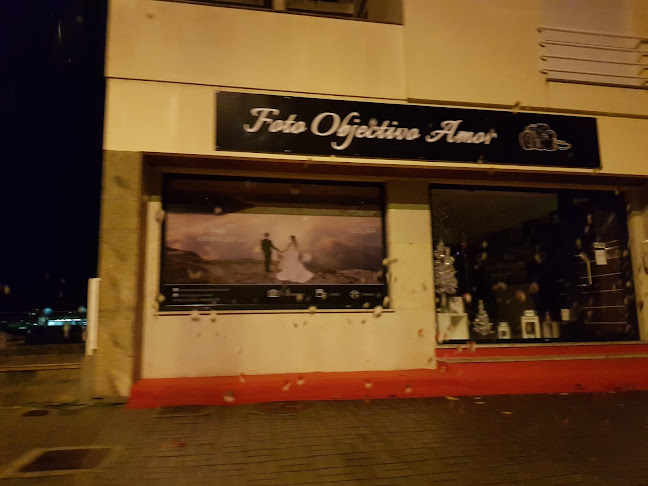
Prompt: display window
<box><xmin>430</xmin><ymin>185</ymin><xmax>637</xmax><ymax>343</ymax></box>
<box><xmin>160</xmin><ymin>175</ymin><xmax>387</xmax><ymax>310</ymax></box>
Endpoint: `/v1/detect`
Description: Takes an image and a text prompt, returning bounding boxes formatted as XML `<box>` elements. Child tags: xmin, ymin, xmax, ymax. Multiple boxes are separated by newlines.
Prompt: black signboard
<box><xmin>161</xmin><ymin>284</ymin><xmax>386</xmax><ymax>311</ymax></box>
<box><xmin>216</xmin><ymin>91</ymin><xmax>600</xmax><ymax>169</ymax></box>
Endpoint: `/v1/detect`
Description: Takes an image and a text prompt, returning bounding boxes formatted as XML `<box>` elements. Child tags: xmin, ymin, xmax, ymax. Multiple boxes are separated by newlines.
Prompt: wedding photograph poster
<box><xmin>160</xmin><ymin>176</ymin><xmax>387</xmax><ymax>310</ymax></box>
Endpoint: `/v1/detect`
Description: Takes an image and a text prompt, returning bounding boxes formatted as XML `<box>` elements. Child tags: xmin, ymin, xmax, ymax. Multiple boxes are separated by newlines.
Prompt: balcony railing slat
<box><xmin>538</xmin><ymin>26</ymin><xmax>648</xmax><ymax>90</ymax></box>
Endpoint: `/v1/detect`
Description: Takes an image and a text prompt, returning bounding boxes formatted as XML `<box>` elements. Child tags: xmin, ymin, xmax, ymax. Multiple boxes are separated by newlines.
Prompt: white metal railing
<box><xmin>85</xmin><ymin>278</ymin><xmax>101</xmax><ymax>356</ymax></box>
<box><xmin>537</xmin><ymin>26</ymin><xmax>648</xmax><ymax>90</ymax></box>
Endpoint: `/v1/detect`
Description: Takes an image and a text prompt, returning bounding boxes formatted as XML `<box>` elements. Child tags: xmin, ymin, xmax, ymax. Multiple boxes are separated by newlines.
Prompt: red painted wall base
<box><xmin>128</xmin><ymin>357</ymin><xmax>648</xmax><ymax>408</ymax></box>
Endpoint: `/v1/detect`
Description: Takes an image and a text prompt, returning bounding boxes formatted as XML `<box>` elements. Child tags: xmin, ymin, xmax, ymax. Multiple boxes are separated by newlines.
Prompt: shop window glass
<box><xmin>430</xmin><ymin>186</ymin><xmax>637</xmax><ymax>343</ymax></box>
<box><xmin>162</xmin><ymin>0</ymin><xmax>270</xmax><ymax>9</ymax></box>
<box><xmin>156</xmin><ymin>0</ymin><xmax>403</xmax><ymax>24</ymax></box>
<box><xmin>160</xmin><ymin>175</ymin><xmax>387</xmax><ymax>310</ymax></box>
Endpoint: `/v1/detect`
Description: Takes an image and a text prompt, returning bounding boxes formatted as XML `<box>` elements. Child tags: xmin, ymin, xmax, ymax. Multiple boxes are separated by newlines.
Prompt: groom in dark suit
<box><xmin>261</xmin><ymin>233</ymin><xmax>280</xmax><ymax>273</ymax></box>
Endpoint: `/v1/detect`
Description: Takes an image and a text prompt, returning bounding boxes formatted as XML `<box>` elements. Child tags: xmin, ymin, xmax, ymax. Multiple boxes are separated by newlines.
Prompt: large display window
<box><xmin>160</xmin><ymin>175</ymin><xmax>387</xmax><ymax>310</ymax></box>
<box><xmin>431</xmin><ymin>186</ymin><xmax>637</xmax><ymax>343</ymax></box>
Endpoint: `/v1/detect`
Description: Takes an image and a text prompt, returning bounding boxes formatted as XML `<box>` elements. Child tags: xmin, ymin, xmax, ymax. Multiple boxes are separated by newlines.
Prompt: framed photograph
<box><xmin>497</xmin><ymin>322</ymin><xmax>511</xmax><ymax>339</ymax></box>
<box><xmin>521</xmin><ymin>316</ymin><xmax>540</xmax><ymax>338</ymax></box>
<box><xmin>159</xmin><ymin>175</ymin><xmax>387</xmax><ymax>310</ymax></box>
<box><xmin>448</xmin><ymin>296</ymin><xmax>464</xmax><ymax>314</ymax></box>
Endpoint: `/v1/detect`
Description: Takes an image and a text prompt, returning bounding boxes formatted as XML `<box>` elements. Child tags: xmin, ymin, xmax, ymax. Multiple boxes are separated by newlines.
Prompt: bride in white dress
<box><xmin>276</xmin><ymin>235</ymin><xmax>314</xmax><ymax>283</ymax></box>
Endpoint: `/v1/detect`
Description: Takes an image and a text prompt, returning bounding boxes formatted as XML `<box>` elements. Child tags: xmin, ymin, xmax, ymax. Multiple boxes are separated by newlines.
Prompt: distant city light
<box><xmin>46</xmin><ymin>318</ymin><xmax>86</xmax><ymax>327</ymax></box>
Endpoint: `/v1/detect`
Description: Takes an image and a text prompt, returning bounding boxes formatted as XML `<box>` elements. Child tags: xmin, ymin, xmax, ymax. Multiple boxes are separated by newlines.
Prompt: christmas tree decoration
<box><xmin>433</xmin><ymin>240</ymin><xmax>446</xmax><ymax>263</ymax></box>
<box><xmin>473</xmin><ymin>300</ymin><xmax>493</xmax><ymax>336</ymax></box>
<box><xmin>434</xmin><ymin>241</ymin><xmax>458</xmax><ymax>311</ymax></box>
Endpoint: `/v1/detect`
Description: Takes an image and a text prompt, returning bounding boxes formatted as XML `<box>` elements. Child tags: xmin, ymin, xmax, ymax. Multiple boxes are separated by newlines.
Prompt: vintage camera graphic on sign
<box><xmin>519</xmin><ymin>123</ymin><xmax>571</xmax><ymax>152</ymax></box>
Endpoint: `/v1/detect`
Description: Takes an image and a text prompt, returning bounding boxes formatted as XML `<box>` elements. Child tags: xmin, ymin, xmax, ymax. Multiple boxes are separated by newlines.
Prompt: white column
<box><xmin>385</xmin><ymin>181</ymin><xmax>437</xmax><ymax>365</ymax></box>
<box><xmin>85</xmin><ymin>278</ymin><xmax>101</xmax><ymax>356</ymax></box>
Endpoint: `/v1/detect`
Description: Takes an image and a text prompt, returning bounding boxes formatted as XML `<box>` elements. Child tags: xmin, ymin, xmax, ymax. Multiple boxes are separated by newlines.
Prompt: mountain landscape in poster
<box><xmin>163</xmin><ymin>212</ymin><xmax>384</xmax><ymax>285</ymax></box>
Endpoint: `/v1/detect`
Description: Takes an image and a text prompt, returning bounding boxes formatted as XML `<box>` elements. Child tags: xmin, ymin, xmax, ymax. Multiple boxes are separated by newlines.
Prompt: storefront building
<box><xmin>97</xmin><ymin>0</ymin><xmax>648</xmax><ymax>405</ymax></box>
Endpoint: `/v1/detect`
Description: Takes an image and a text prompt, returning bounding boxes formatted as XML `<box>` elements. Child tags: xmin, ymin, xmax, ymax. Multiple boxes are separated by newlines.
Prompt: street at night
<box><xmin>2</xmin><ymin>393</ymin><xmax>648</xmax><ymax>485</ymax></box>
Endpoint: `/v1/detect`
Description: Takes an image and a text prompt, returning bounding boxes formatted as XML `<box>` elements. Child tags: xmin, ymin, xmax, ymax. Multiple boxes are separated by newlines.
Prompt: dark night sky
<box><xmin>0</xmin><ymin>0</ymin><xmax>106</xmax><ymax>312</ymax></box>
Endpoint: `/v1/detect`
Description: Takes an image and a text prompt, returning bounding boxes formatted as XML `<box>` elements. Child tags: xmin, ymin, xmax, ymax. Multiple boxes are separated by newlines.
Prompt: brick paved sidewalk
<box><xmin>2</xmin><ymin>393</ymin><xmax>648</xmax><ymax>485</ymax></box>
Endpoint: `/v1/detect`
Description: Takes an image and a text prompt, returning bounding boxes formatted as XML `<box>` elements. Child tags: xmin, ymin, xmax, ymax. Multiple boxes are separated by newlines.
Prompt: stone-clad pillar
<box><xmin>626</xmin><ymin>186</ymin><xmax>648</xmax><ymax>342</ymax></box>
<box><xmin>93</xmin><ymin>150</ymin><xmax>143</xmax><ymax>397</ymax></box>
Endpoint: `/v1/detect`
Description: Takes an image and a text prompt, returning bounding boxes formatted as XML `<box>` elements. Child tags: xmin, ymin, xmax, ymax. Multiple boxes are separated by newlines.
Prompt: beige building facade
<box><xmin>98</xmin><ymin>0</ymin><xmax>648</xmax><ymax>401</ymax></box>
